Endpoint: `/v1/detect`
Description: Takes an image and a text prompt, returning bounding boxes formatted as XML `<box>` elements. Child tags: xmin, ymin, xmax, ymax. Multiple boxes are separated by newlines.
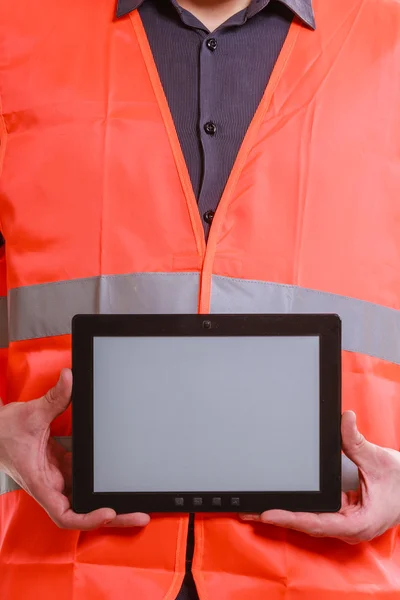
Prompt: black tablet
<box><xmin>72</xmin><ymin>314</ymin><xmax>341</xmax><ymax>514</ymax></box>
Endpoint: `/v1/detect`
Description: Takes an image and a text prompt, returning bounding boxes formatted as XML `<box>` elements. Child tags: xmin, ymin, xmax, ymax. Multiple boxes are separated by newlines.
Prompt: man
<box><xmin>0</xmin><ymin>0</ymin><xmax>400</xmax><ymax>598</ymax></box>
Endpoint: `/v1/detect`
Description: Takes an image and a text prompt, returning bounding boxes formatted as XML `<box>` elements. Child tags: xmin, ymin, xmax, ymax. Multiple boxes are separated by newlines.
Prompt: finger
<box><xmin>0</xmin><ymin>396</ymin><xmax>3</xmax><ymax>408</ymax></box>
<box><xmin>34</xmin><ymin>484</ymin><xmax>117</xmax><ymax>530</ymax></box>
<box><xmin>59</xmin><ymin>507</ymin><xmax>118</xmax><ymax>530</ymax></box>
<box><xmin>104</xmin><ymin>513</ymin><xmax>151</xmax><ymax>528</ymax></box>
<box><xmin>240</xmin><ymin>493</ymin><xmax>352</xmax><ymax>524</ymax></box>
<box><xmin>341</xmin><ymin>411</ymin><xmax>377</xmax><ymax>471</ymax></box>
<box><xmin>256</xmin><ymin>510</ymin><xmax>353</xmax><ymax>538</ymax></box>
<box><xmin>40</xmin><ymin>369</ymin><xmax>73</xmax><ymax>421</ymax></box>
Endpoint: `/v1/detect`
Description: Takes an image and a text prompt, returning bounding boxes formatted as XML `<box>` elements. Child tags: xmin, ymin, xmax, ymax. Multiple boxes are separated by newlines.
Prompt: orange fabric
<box><xmin>0</xmin><ymin>492</ymin><xmax>187</xmax><ymax>600</ymax></box>
<box><xmin>0</xmin><ymin>89</ymin><xmax>7</xmax><ymax>402</ymax></box>
<box><xmin>131</xmin><ymin>13</ymin><xmax>206</xmax><ymax>266</ymax></box>
<box><xmin>0</xmin><ymin>0</ymin><xmax>400</xmax><ymax>598</ymax></box>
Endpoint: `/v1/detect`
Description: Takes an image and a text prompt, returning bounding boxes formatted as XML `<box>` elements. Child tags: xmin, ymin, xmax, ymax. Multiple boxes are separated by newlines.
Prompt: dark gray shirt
<box><xmin>116</xmin><ymin>0</ymin><xmax>314</xmax><ymax>597</ymax></box>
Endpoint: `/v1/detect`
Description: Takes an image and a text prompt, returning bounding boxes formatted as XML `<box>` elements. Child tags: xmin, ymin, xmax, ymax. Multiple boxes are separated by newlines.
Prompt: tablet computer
<box><xmin>72</xmin><ymin>314</ymin><xmax>341</xmax><ymax>514</ymax></box>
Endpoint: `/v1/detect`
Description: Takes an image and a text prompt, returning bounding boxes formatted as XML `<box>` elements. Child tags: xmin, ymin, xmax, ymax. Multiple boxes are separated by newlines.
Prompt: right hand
<box><xmin>0</xmin><ymin>368</ymin><xmax>150</xmax><ymax>530</ymax></box>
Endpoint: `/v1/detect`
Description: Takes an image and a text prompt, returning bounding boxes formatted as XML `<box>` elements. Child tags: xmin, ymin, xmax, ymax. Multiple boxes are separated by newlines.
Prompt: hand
<box><xmin>0</xmin><ymin>369</ymin><xmax>150</xmax><ymax>530</ymax></box>
<box><xmin>241</xmin><ymin>411</ymin><xmax>400</xmax><ymax>544</ymax></box>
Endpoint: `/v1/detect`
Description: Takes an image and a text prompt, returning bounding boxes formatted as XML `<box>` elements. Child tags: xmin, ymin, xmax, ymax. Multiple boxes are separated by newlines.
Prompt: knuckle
<box><xmin>310</xmin><ymin>526</ymin><xmax>325</xmax><ymax>537</ymax></box>
<box><xmin>353</xmin><ymin>432</ymin><xmax>366</xmax><ymax>452</ymax></box>
<box><xmin>344</xmin><ymin>537</ymin><xmax>363</xmax><ymax>546</ymax></box>
<box><xmin>52</xmin><ymin>517</ymin><xmax>65</xmax><ymax>529</ymax></box>
<box><xmin>44</xmin><ymin>386</ymin><xmax>57</xmax><ymax>406</ymax></box>
<box><xmin>358</xmin><ymin>528</ymin><xmax>374</xmax><ymax>542</ymax></box>
<box><xmin>56</xmin><ymin>519</ymin><xmax>77</xmax><ymax>531</ymax></box>
<box><xmin>49</xmin><ymin>513</ymin><xmax>69</xmax><ymax>530</ymax></box>
<box><xmin>350</xmin><ymin>522</ymin><xmax>375</xmax><ymax>543</ymax></box>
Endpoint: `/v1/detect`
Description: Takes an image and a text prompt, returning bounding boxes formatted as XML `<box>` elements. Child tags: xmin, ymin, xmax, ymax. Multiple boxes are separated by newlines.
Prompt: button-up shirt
<box><xmin>117</xmin><ymin>0</ymin><xmax>314</xmax><ymax>237</ymax></box>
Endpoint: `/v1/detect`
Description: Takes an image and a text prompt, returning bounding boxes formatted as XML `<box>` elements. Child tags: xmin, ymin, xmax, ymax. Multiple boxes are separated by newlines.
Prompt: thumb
<box><xmin>40</xmin><ymin>369</ymin><xmax>73</xmax><ymax>421</ymax></box>
<box><xmin>341</xmin><ymin>411</ymin><xmax>375</xmax><ymax>471</ymax></box>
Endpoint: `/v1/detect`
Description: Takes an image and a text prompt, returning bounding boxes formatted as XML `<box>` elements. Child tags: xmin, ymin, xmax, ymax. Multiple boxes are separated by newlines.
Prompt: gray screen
<box><xmin>93</xmin><ymin>336</ymin><xmax>320</xmax><ymax>493</ymax></box>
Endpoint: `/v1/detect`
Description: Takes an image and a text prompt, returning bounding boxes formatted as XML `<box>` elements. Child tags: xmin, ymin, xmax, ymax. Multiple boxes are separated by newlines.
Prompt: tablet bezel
<box><xmin>72</xmin><ymin>314</ymin><xmax>341</xmax><ymax>514</ymax></box>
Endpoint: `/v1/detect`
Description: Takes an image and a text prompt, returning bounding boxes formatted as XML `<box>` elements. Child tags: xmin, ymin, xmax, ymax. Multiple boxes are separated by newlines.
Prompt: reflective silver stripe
<box><xmin>211</xmin><ymin>275</ymin><xmax>400</xmax><ymax>364</ymax></box>
<box><xmin>0</xmin><ymin>437</ymin><xmax>72</xmax><ymax>496</ymax></box>
<box><xmin>0</xmin><ymin>471</ymin><xmax>20</xmax><ymax>495</ymax></box>
<box><xmin>7</xmin><ymin>271</ymin><xmax>400</xmax><ymax>362</ymax></box>
<box><xmin>9</xmin><ymin>273</ymin><xmax>200</xmax><ymax>342</ymax></box>
<box><xmin>0</xmin><ymin>295</ymin><xmax>8</xmax><ymax>349</ymax></box>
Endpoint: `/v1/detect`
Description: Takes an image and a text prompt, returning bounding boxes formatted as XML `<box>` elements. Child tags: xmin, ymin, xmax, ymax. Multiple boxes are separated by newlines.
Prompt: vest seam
<box><xmin>193</xmin><ymin>567</ymin><xmax>291</xmax><ymax>585</ymax></box>
<box><xmin>192</xmin><ymin>517</ymin><xmax>210</xmax><ymax>600</ymax></box>
<box><xmin>162</xmin><ymin>516</ymin><xmax>187</xmax><ymax>600</ymax></box>
<box><xmin>130</xmin><ymin>11</ymin><xmax>206</xmax><ymax>263</ymax></box>
<box><xmin>0</xmin><ymin>89</ymin><xmax>8</xmax><ymax>236</ymax></box>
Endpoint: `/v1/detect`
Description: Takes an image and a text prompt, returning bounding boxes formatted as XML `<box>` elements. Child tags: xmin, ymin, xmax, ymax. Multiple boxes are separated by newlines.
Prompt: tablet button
<box><xmin>175</xmin><ymin>498</ymin><xmax>184</xmax><ymax>507</ymax></box>
<box><xmin>212</xmin><ymin>497</ymin><xmax>222</xmax><ymax>507</ymax></box>
<box><xmin>231</xmin><ymin>497</ymin><xmax>240</xmax><ymax>507</ymax></box>
<box><xmin>193</xmin><ymin>497</ymin><xmax>203</xmax><ymax>507</ymax></box>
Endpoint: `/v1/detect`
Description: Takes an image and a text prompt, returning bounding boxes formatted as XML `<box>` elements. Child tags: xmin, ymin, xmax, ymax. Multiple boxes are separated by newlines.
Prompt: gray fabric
<box><xmin>9</xmin><ymin>272</ymin><xmax>200</xmax><ymax>342</ymax></box>
<box><xmin>6</xmin><ymin>273</ymin><xmax>400</xmax><ymax>363</ymax></box>
<box><xmin>211</xmin><ymin>275</ymin><xmax>400</xmax><ymax>364</ymax></box>
<box><xmin>0</xmin><ymin>471</ymin><xmax>20</xmax><ymax>496</ymax></box>
<box><xmin>342</xmin><ymin>455</ymin><xmax>359</xmax><ymax>492</ymax></box>
<box><xmin>54</xmin><ymin>436</ymin><xmax>72</xmax><ymax>452</ymax></box>
<box><xmin>0</xmin><ymin>295</ymin><xmax>8</xmax><ymax>349</ymax></box>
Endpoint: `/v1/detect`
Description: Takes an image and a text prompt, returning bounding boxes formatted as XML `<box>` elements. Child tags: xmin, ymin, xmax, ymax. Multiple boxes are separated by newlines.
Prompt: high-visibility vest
<box><xmin>1</xmin><ymin>0</ymin><xmax>400</xmax><ymax>598</ymax></box>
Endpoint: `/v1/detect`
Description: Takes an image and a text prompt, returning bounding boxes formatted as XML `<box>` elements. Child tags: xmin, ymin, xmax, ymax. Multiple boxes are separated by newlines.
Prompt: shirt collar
<box><xmin>116</xmin><ymin>0</ymin><xmax>316</xmax><ymax>29</ymax></box>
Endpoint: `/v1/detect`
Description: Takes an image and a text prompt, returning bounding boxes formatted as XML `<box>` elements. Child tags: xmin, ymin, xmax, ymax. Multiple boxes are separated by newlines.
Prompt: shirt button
<box><xmin>203</xmin><ymin>210</ymin><xmax>215</xmax><ymax>224</ymax></box>
<box><xmin>206</xmin><ymin>38</ymin><xmax>217</xmax><ymax>51</ymax></box>
<box><xmin>204</xmin><ymin>121</ymin><xmax>217</xmax><ymax>136</ymax></box>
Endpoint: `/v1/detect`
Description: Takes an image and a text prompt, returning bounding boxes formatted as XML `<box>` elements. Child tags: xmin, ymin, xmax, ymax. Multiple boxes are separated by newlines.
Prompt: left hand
<box><xmin>240</xmin><ymin>411</ymin><xmax>400</xmax><ymax>544</ymax></box>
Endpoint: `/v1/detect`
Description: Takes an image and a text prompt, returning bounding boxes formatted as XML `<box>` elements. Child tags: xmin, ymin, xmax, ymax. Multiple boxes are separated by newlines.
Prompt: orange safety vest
<box><xmin>1</xmin><ymin>0</ymin><xmax>400</xmax><ymax>598</ymax></box>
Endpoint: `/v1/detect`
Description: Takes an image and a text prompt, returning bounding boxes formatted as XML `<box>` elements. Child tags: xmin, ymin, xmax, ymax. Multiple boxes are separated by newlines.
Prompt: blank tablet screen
<box><xmin>93</xmin><ymin>336</ymin><xmax>320</xmax><ymax>494</ymax></box>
